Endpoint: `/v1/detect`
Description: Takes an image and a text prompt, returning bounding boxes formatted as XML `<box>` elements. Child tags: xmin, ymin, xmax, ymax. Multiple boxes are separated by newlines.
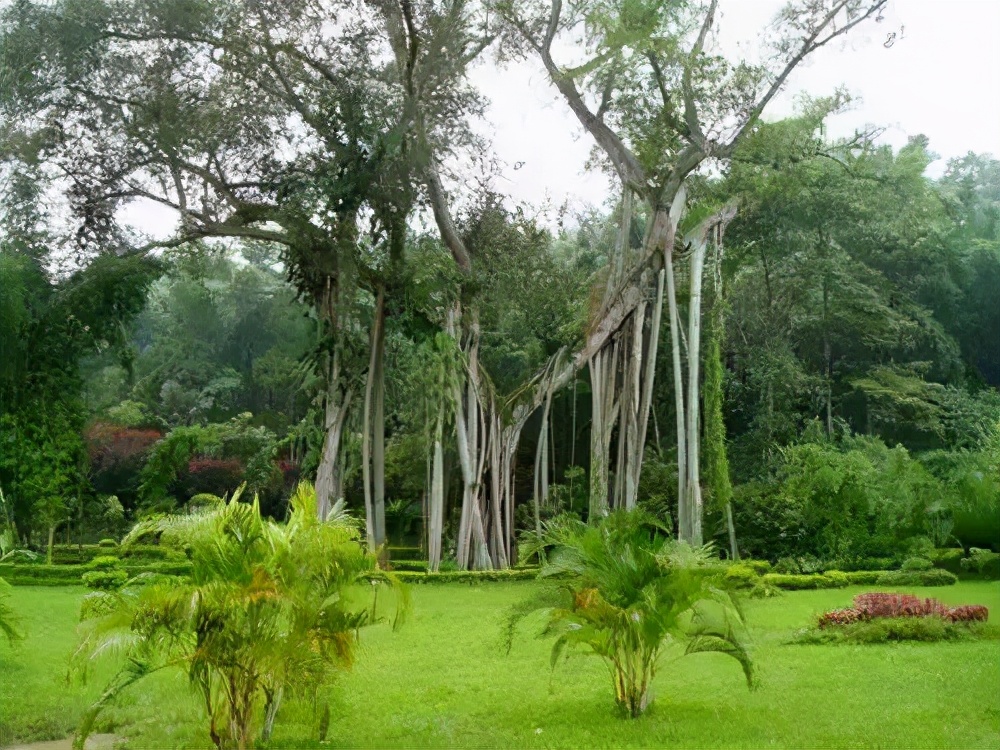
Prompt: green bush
<box><xmin>49</xmin><ymin>545</ymin><xmax>103</xmax><ymax>565</ymax></box>
<box><xmin>119</xmin><ymin>544</ymin><xmax>188</xmax><ymax>563</ymax></box>
<box><xmin>748</xmin><ymin>579</ymin><xmax>784</xmax><ymax>599</ymax></box>
<box><xmin>795</xmin><ymin>617</ymin><xmax>1000</xmax><ymax>645</ymax></box>
<box><xmin>742</xmin><ymin>559</ymin><xmax>772</xmax><ymax>575</ymax></box>
<box><xmin>831</xmin><ymin>556</ymin><xmax>900</xmax><ymax>572</ymax></box>
<box><xmin>0</xmin><ymin>563</ymin><xmax>89</xmax><ymax>586</ymax></box>
<box><xmin>0</xmin><ymin>561</ymin><xmax>192</xmax><ymax>586</ymax></box>
<box><xmin>773</xmin><ymin>557</ymin><xmax>800</xmax><ymax>575</ymax></box>
<box><xmin>87</xmin><ymin>555</ymin><xmax>122</xmax><ymax>571</ymax></box>
<box><xmin>81</xmin><ymin>569</ymin><xmax>128</xmax><ymax>591</ymax></box>
<box><xmin>98</xmin><ymin>538</ymin><xmax>118</xmax><ymax>548</ymax></box>
<box><xmin>906</xmin><ymin>536</ymin><xmax>936</xmax><ymax>559</ymax></box>
<box><xmin>759</xmin><ymin>572</ymin><xmax>851</xmax><ymax>590</ymax></box>
<box><xmin>393</xmin><ymin>568</ymin><xmax>539</xmax><ymax>584</ymax></box>
<box><xmin>723</xmin><ymin>563</ymin><xmax>760</xmax><ymax>589</ymax></box>
<box><xmin>901</xmin><ymin>556</ymin><xmax>933</xmax><ymax>571</ymax></box>
<box><xmin>875</xmin><ymin>569</ymin><xmax>958</xmax><ymax>587</ymax></box>
<box><xmin>845</xmin><ymin>571</ymin><xmax>887</xmax><ymax>585</ymax></box>
<box><xmin>931</xmin><ymin>548</ymin><xmax>965</xmax><ymax>575</ymax></box>
<box><xmin>762</xmin><ymin>573</ymin><xmax>826</xmax><ymax>590</ymax></box>
<box><xmin>821</xmin><ymin>570</ymin><xmax>849</xmax><ymax>588</ymax></box>
<box><xmin>389</xmin><ymin>560</ymin><xmax>428</xmax><ymax>573</ymax></box>
<box><xmin>961</xmin><ymin>548</ymin><xmax>1000</xmax><ymax>579</ymax></box>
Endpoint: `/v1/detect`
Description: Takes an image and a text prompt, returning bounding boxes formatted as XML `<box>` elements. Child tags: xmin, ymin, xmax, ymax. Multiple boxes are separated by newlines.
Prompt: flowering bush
<box><xmin>817</xmin><ymin>608</ymin><xmax>862</xmax><ymax>628</ymax></box>
<box><xmin>818</xmin><ymin>592</ymin><xmax>989</xmax><ymax>629</ymax></box>
<box><xmin>945</xmin><ymin>605</ymin><xmax>989</xmax><ymax>623</ymax></box>
<box><xmin>853</xmin><ymin>593</ymin><xmax>948</xmax><ymax>619</ymax></box>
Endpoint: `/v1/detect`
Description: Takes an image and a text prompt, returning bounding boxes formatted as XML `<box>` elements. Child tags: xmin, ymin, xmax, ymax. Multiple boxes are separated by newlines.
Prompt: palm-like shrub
<box><xmin>73</xmin><ymin>483</ymin><xmax>405</xmax><ymax>750</ymax></box>
<box><xmin>507</xmin><ymin>512</ymin><xmax>755</xmax><ymax>718</ymax></box>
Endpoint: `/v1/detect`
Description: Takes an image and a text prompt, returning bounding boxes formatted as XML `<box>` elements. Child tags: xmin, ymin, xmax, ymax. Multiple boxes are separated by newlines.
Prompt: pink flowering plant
<box><xmin>818</xmin><ymin>592</ymin><xmax>989</xmax><ymax>629</ymax></box>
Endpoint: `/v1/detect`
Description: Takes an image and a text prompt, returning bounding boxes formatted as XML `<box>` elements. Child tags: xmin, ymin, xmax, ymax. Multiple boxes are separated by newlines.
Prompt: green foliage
<box><xmin>931</xmin><ymin>548</ymin><xmax>966</xmax><ymax>575</ymax></box>
<box><xmin>97</xmin><ymin>538</ymin><xmax>118</xmax><ymax>549</ymax></box>
<box><xmin>506</xmin><ymin>512</ymin><xmax>754</xmax><ymax>718</ymax></box>
<box><xmin>901</xmin><ymin>557</ymin><xmax>934</xmax><ymax>572</ymax></box>
<box><xmin>723</xmin><ymin>564</ymin><xmax>760</xmax><ymax>589</ymax></box>
<box><xmin>875</xmin><ymin>569</ymin><xmax>959</xmax><ymax>587</ymax></box>
<box><xmin>73</xmin><ymin>482</ymin><xmax>406</xmax><ymax>749</ymax></box>
<box><xmin>742</xmin><ymin>560</ymin><xmax>772</xmax><ymax>575</ymax></box>
<box><xmin>395</xmin><ymin>568</ymin><xmax>540</xmax><ymax>584</ymax></box>
<box><xmin>962</xmin><ymin>548</ymin><xmax>1000</xmax><ymax>578</ymax></box>
<box><xmin>844</xmin><ymin>571</ymin><xmax>885</xmax><ymax>586</ymax></box>
<box><xmin>760</xmin><ymin>573</ymin><xmax>849</xmax><ymax>590</ymax></box>
<box><xmin>0</xmin><ymin>562</ymin><xmax>193</xmax><ymax>587</ymax></box>
<box><xmin>702</xmin><ymin>320</ymin><xmax>734</xmax><ymax>531</ymax></box>
<box><xmin>86</xmin><ymin>556</ymin><xmax>122</xmax><ymax>571</ymax></box>
<box><xmin>823</xmin><ymin>570</ymin><xmax>849</xmax><ymax>588</ymax></box>
<box><xmin>138</xmin><ymin>414</ymin><xmax>281</xmax><ymax>510</ymax></box>
<box><xmin>80</xmin><ymin>569</ymin><xmax>127</xmax><ymax>591</ymax></box>
<box><xmin>795</xmin><ymin>617</ymin><xmax>1000</xmax><ymax>645</ymax></box>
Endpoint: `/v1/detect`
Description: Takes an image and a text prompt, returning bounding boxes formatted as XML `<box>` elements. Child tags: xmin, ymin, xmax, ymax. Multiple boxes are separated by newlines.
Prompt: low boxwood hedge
<box><xmin>391</xmin><ymin>568</ymin><xmax>540</xmax><ymax>584</ymax></box>
<box><xmin>876</xmin><ymin>569</ymin><xmax>959</xmax><ymax>587</ymax></box>
<box><xmin>42</xmin><ymin>543</ymin><xmax>187</xmax><ymax>566</ymax></box>
<box><xmin>0</xmin><ymin>561</ymin><xmax>192</xmax><ymax>586</ymax></box>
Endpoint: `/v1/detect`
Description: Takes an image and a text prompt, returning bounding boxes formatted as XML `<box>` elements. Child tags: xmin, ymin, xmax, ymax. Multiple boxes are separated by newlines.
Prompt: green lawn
<box><xmin>2</xmin><ymin>582</ymin><xmax>999</xmax><ymax>749</ymax></box>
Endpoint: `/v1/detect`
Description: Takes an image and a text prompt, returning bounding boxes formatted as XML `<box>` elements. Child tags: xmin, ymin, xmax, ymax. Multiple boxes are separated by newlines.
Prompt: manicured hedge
<box><xmin>761</xmin><ymin>573</ymin><xmax>849</xmax><ymax>590</ymax></box>
<box><xmin>389</xmin><ymin>560</ymin><xmax>429</xmax><ymax>573</ymax></box>
<box><xmin>876</xmin><ymin>569</ymin><xmax>958</xmax><ymax>587</ymax></box>
<box><xmin>45</xmin><ymin>543</ymin><xmax>187</xmax><ymax>566</ymax></box>
<box><xmin>391</xmin><ymin>568</ymin><xmax>540</xmax><ymax>584</ymax></box>
<box><xmin>0</xmin><ymin>561</ymin><xmax>192</xmax><ymax>586</ymax></box>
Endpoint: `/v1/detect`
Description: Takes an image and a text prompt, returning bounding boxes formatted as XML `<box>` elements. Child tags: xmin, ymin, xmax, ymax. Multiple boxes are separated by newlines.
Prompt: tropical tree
<box><xmin>73</xmin><ymin>482</ymin><xmax>406</xmax><ymax>750</ymax></box>
<box><xmin>505</xmin><ymin>511</ymin><xmax>754</xmax><ymax>718</ymax></box>
<box><xmin>494</xmin><ymin>0</ymin><xmax>889</xmax><ymax>542</ymax></box>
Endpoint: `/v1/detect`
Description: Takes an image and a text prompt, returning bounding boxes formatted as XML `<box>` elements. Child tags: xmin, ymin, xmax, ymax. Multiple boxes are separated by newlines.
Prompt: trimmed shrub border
<box><xmin>0</xmin><ymin>561</ymin><xmax>192</xmax><ymax>586</ymax></box>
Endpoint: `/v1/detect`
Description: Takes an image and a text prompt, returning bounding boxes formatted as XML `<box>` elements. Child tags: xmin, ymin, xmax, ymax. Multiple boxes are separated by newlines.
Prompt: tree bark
<box><xmin>362</xmin><ymin>287</ymin><xmax>387</xmax><ymax>551</ymax></box>
<box><xmin>685</xmin><ymin>236</ymin><xmax>708</xmax><ymax>546</ymax></box>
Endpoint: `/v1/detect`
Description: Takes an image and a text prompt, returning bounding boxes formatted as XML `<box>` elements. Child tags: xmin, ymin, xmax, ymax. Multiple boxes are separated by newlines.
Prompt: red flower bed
<box><xmin>818</xmin><ymin>592</ymin><xmax>989</xmax><ymax>629</ymax></box>
<box><xmin>817</xmin><ymin>608</ymin><xmax>862</xmax><ymax>628</ymax></box>
<box><xmin>945</xmin><ymin>605</ymin><xmax>989</xmax><ymax>623</ymax></box>
<box><xmin>853</xmin><ymin>593</ymin><xmax>949</xmax><ymax>619</ymax></box>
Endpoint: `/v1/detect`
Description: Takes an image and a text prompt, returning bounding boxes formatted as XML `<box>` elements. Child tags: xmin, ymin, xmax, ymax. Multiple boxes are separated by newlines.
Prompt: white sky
<box><xmin>120</xmin><ymin>0</ymin><xmax>1000</xmax><ymax>237</ymax></box>
<box><xmin>470</xmin><ymin>0</ymin><xmax>1000</xmax><ymax>214</ymax></box>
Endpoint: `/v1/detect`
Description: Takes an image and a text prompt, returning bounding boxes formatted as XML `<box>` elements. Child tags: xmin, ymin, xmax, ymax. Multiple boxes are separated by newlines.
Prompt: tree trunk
<box><xmin>46</xmin><ymin>523</ymin><xmax>55</xmax><ymax>566</ymax></box>
<box><xmin>666</xmin><ymin>242</ymin><xmax>689</xmax><ymax>540</ymax></box>
<box><xmin>362</xmin><ymin>287</ymin><xmax>387</xmax><ymax>551</ymax></box>
<box><xmin>315</xmin><ymin>371</ymin><xmax>351</xmax><ymax>521</ymax></box>
<box><xmin>428</xmin><ymin>410</ymin><xmax>445</xmax><ymax>572</ymax></box>
<box><xmin>685</xmin><ymin>237</ymin><xmax>708</xmax><ymax>546</ymax></box>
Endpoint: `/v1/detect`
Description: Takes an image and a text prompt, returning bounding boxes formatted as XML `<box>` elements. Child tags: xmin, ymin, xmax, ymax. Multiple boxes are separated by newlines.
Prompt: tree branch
<box><xmin>681</xmin><ymin>0</ymin><xmax>718</xmax><ymax>150</ymax></box>
<box><xmin>725</xmin><ymin>0</ymin><xmax>888</xmax><ymax>153</ymax></box>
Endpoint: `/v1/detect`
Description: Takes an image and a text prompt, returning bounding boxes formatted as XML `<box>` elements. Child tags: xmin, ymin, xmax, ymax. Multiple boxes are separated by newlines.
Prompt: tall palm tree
<box><xmin>507</xmin><ymin>511</ymin><xmax>755</xmax><ymax>718</ymax></box>
<box><xmin>73</xmin><ymin>483</ymin><xmax>406</xmax><ymax>750</ymax></box>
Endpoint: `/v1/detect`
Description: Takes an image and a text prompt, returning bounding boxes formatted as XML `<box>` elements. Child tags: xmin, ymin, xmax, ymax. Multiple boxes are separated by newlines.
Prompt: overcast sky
<box><xmin>470</xmin><ymin>0</ymin><xmax>1000</xmax><ymax>215</ymax></box>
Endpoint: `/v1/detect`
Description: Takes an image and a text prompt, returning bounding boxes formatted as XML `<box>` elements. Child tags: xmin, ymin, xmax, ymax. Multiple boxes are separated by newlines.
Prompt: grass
<box><xmin>1</xmin><ymin>582</ymin><xmax>998</xmax><ymax>749</ymax></box>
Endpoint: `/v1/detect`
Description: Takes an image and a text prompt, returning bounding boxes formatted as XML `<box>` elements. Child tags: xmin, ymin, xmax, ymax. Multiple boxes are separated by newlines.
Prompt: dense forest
<box><xmin>0</xmin><ymin>0</ymin><xmax>997</xmax><ymax>574</ymax></box>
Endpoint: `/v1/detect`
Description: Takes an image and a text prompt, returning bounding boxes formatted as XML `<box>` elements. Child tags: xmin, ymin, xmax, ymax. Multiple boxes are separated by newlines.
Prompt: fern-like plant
<box><xmin>506</xmin><ymin>511</ymin><xmax>755</xmax><ymax>718</ymax></box>
<box><xmin>73</xmin><ymin>482</ymin><xmax>406</xmax><ymax>749</ymax></box>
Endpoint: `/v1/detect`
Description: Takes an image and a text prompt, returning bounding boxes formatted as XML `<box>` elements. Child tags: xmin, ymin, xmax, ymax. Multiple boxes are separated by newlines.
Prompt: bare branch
<box><xmin>519</xmin><ymin>0</ymin><xmax>648</xmax><ymax>194</ymax></box>
<box><xmin>681</xmin><ymin>0</ymin><xmax>718</xmax><ymax>150</ymax></box>
<box><xmin>725</xmin><ymin>0</ymin><xmax>888</xmax><ymax>152</ymax></box>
